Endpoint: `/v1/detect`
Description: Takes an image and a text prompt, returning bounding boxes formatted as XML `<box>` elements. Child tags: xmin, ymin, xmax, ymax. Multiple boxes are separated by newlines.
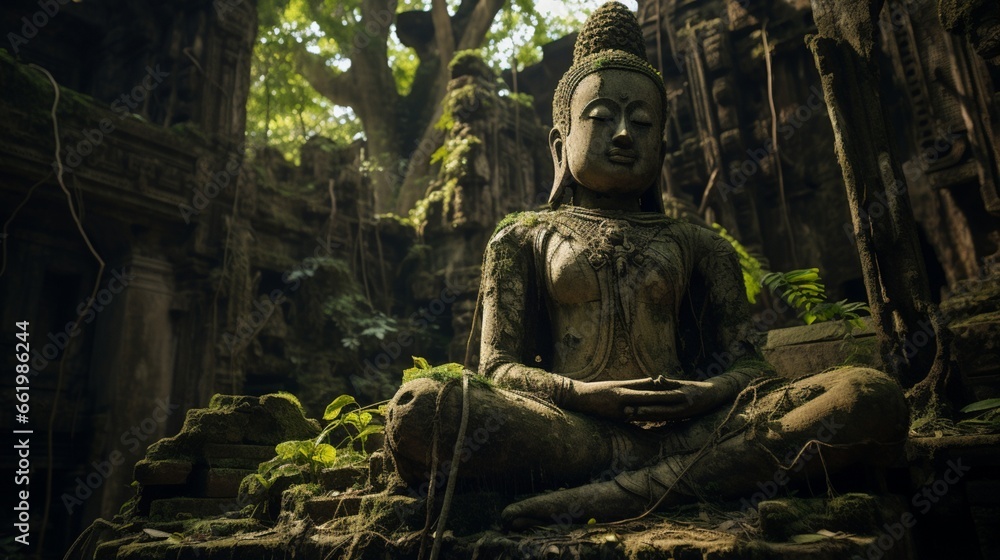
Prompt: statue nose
<box><xmin>613</xmin><ymin>120</ymin><xmax>633</xmax><ymax>147</ymax></box>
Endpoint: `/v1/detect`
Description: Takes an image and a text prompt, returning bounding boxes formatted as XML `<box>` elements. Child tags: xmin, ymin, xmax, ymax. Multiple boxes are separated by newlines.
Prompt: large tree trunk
<box><xmin>395</xmin><ymin>0</ymin><xmax>506</xmax><ymax>214</ymax></box>
<box><xmin>294</xmin><ymin>0</ymin><xmax>506</xmax><ymax>214</ymax></box>
<box><xmin>806</xmin><ymin>0</ymin><xmax>952</xmax><ymax>414</ymax></box>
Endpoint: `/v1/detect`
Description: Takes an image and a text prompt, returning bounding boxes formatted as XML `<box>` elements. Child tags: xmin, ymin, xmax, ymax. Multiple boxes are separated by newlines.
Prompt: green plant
<box><xmin>910</xmin><ymin>398</ymin><xmax>1000</xmax><ymax>436</ymax></box>
<box><xmin>254</xmin><ymin>395</ymin><xmax>385</xmax><ymax>492</ymax></box>
<box><xmin>403</xmin><ymin>356</ymin><xmax>492</xmax><ymax>387</ymax></box>
<box><xmin>323</xmin><ymin>291</ymin><xmax>399</xmax><ymax>350</ymax></box>
<box><xmin>712</xmin><ymin>224</ymin><xmax>765</xmax><ymax>304</ymax></box>
<box><xmin>713</xmin><ymin>224</ymin><xmax>870</xmax><ymax>326</ymax></box>
<box><xmin>288</xmin><ymin>256</ymin><xmax>401</xmax><ymax>351</ymax></box>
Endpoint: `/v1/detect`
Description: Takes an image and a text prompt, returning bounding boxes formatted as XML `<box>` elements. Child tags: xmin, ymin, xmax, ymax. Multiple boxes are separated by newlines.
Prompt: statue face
<box><xmin>562</xmin><ymin>69</ymin><xmax>664</xmax><ymax>198</ymax></box>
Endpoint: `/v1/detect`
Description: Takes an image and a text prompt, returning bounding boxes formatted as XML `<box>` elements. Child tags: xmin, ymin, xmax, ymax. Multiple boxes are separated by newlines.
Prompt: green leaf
<box><xmin>296</xmin><ymin>440</ymin><xmax>315</xmax><ymax>460</ymax></box>
<box><xmin>343</xmin><ymin>411</ymin><xmax>373</xmax><ymax>430</ymax></box>
<box><xmin>961</xmin><ymin>398</ymin><xmax>1000</xmax><ymax>413</ymax></box>
<box><xmin>143</xmin><ymin>528</ymin><xmax>172</xmax><ymax>539</ymax></box>
<box><xmin>271</xmin><ymin>463</ymin><xmax>304</xmax><ymax>480</ymax></box>
<box><xmin>258</xmin><ymin>455</ymin><xmax>283</xmax><ymax>475</ymax></box>
<box><xmin>254</xmin><ymin>473</ymin><xmax>268</xmax><ymax>486</ymax></box>
<box><xmin>789</xmin><ymin>533</ymin><xmax>829</xmax><ymax>544</ymax></box>
<box><xmin>275</xmin><ymin>441</ymin><xmax>299</xmax><ymax>460</ymax></box>
<box><xmin>412</xmin><ymin>356</ymin><xmax>431</xmax><ymax>370</ymax></box>
<box><xmin>355</xmin><ymin>424</ymin><xmax>384</xmax><ymax>442</ymax></box>
<box><xmin>312</xmin><ymin>443</ymin><xmax>337</xmax><ymax>466</ymax></box>
<box><xmin>324</xmin><ymin>394</ymin><xmax>357</xmax><ymax>420</ymax></box>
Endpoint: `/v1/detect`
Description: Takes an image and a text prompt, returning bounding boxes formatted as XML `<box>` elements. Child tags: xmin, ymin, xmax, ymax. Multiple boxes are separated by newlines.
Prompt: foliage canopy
<box><xmin>247</xmin><ymin>0</ymin><xmax>599</xmax><ymax>163</ymax></box>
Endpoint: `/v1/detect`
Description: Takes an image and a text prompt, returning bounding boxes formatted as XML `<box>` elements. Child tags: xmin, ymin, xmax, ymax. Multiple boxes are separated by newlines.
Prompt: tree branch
<box><xmin>457</xmin><ymin>0</ymin><xmax>505</xmax><ymax>50</ymax></box>
<box><xmin>291</xmin><ymin>44</ymin><xmax>357</xmax><ymax>108</ymax></box>
<box><xmin>361</xmin><ymin>0</ymin><xmax>398</xmax><ymax>45</ymax></box>
<box><xmin>432</xmin><ymin>0</ymin><xmax>455</xmax><ymax>78</ymax></box>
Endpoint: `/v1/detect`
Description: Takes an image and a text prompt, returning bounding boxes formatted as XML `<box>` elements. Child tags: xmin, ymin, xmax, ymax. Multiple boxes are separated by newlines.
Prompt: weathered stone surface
<box><xmin>149</xmin><ymin>498</ymin><xmax>236</xmax><ymax>521</ymax></box>
<box><xmin>762</xmin><ymin>320</ymin><xmax>877</xmax><ymax>377</ymax></box>
<box><xmin>122</xmin><ymin>393</ymin><xmax>321</xmax><ymax>520</ymax></box>
<box><xmin>134</xmin><ymin>459</ymin><xmax>194</xmax><ymax>486</ymax></box>
<box><xmin>94</xmin><ymin>537</ymin><xmax>142</xmax><ymax>560</ymax></box>
<box><xmin>203</xmin><ymin>443</ymin><xmax>277</xmax><ymax>470</ymax></box>
<box><xmin>950</xmin><ymin>318</ymin><xmax>1000</xmax><ymax>400</ymax></box>
<box><xmin>758</xmin><ymin>494</ymin><xmax>888</xmax><ymax>541</ymax></box>
<box><xmin>367</xmin><ymin>450</ymin><xmax>386</xmax><ymax>489</ymax></box>
<box><xmin>319</xmin><ymin>466</ymin><xmax>366</xmax><ymax>491</ymax></box>
<box><xmin>199</xmin><ymin>468</ymin><xmax>254</xmax><ymax>498</ymax></box>
<box><xmin>304</xmin><ymin>495</ymin><xmax>364</xmax><ymax>522</ymax></box>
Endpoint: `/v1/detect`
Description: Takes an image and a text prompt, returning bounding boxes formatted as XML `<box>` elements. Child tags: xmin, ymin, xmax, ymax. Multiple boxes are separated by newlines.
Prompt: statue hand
<box><xmin>564</xmin><ymin>377</ymin><xmax>692</xmax><ymax>421</ymax></box>
<box><xmin>622</xmin><ymin>378</ymin><xmax>731</xmax><ymax>421</ymax></box>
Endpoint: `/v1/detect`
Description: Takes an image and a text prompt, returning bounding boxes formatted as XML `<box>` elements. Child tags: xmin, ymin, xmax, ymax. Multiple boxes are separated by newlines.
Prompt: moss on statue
<box><xmin>492</xmin><ymin>211</ymin><xmax>543</xmax><ymax>236</ymax></box>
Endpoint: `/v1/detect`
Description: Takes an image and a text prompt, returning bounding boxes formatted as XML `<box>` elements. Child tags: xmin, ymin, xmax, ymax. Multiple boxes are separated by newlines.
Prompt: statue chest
<box><xmin>536</xmin><ymin>217</ymin><xmax>689</xmax><ymax>379</ymax></box>
<box><xmin>540</xmin><ymin>219</ymin><xmax>685</xmax><ymax>307</ymax></box>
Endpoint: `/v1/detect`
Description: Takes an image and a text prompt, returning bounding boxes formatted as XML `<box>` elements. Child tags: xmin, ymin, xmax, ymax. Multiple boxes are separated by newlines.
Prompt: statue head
<box><xmin>548</xmin><ymin>2</ymin><xmax>667</xmax><ymax>212</ymax></box>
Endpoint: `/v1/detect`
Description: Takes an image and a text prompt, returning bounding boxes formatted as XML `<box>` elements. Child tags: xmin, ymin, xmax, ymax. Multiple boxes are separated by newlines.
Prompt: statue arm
<box><xmin>478</xmin><ymin>220</ymin><xmax>573</xmax><ymax>404</ymax></box>
<box><xmin>694</xmin><ymin>231</ymin><xmax>774</xmax><ymax>399</ymax></box>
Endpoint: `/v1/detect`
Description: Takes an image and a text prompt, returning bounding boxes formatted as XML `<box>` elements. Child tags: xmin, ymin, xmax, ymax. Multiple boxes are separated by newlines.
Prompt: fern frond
<box><xmin>712</xmin><ymin>222</ymin><xmax>870</xmax><ymax>326</ymax></box>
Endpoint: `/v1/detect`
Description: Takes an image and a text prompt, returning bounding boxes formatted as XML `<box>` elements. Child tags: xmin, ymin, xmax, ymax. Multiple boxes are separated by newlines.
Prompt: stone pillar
<box><xmin>85</xmin><ymin>255</ymin><xmax>177</xmax><ymax>522</ymax></box>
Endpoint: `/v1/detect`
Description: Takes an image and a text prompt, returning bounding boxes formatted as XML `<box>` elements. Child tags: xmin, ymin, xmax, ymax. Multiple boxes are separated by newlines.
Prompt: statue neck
<box><xmin>572</xmin><ymin>184</ymin><xmax>642</xmax><ymax>212</ymax></box>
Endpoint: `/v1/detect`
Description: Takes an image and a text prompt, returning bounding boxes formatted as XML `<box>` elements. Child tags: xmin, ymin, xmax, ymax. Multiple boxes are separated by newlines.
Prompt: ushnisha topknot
<box><xmin>552</xmin><ymin>1</ymin><xmax>666</xmax><ymax>135</ymax></box>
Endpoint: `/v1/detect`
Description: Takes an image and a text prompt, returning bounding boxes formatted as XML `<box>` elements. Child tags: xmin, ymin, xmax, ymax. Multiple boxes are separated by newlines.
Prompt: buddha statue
<box><xmin>385</xmin><ymin>1</ymin><xmax>908</xmax><ymax>530</ymax></box>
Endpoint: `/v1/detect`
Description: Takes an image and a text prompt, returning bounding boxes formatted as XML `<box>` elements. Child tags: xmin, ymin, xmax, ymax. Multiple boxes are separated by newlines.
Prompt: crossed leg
<box><xmin>383</xmin><ymin>368</ymin><xmax>908</xmax><ymax>530</ymax></box>
<box><xmin>384</xmin><ymin>377</ymin><xmax>663</xmax><ymax>490</ymax></box>
<box><xmin>500</xmin><ymin>367</ymin><xmax>909</xmax><ymax>529</ymax></box>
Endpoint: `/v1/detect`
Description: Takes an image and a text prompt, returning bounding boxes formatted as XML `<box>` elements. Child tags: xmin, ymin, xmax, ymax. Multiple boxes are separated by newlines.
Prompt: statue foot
<box><xmin>501</xmin><ymin>480</ymin><xmax>648</xmax><ymax>531</ymax></box>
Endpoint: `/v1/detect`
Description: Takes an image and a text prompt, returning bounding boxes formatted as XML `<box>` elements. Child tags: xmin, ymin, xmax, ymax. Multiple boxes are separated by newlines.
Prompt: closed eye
<box><xmin>587</xmin><ymin>106</ymin><xmax>615</xmax><ymax>121</ymax></box>
<box><xmin>630</xmin><ymin>108</ymin><xmax>654</xmax><ymax>127</ymax></box>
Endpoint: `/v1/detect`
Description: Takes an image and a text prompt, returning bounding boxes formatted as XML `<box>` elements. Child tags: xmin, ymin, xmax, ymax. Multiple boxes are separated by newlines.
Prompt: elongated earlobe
<box><xmin>548</xmin><ymin>128</ymin><xmax>573</xmax><ymax>208</ymax></box>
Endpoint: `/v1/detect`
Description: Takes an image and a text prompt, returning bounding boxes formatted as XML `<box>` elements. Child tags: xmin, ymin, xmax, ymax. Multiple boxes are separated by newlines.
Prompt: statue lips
<box><xmin>607</xmin><ymin>148</ymin><xmax>637</xmax><ymax>164</ymax></box>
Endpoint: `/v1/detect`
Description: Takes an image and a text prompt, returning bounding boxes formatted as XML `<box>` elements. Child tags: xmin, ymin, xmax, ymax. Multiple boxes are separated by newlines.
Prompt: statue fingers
<box><xmin>623</xmin><ymin>404</ymin><xmax>688</xmax><ymax>421</ymax></box>
<box><xmin>619</xmin><ymin>389</ymin><xmax>688</xmax><ymax>406</ymax></box>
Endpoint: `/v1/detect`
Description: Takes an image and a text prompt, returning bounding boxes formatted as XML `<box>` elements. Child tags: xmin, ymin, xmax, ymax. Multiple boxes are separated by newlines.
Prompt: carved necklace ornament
<box><xmin>568</xmin><ymin>209</ymin><xmax>658</xmax><ymax>275</ymax></box>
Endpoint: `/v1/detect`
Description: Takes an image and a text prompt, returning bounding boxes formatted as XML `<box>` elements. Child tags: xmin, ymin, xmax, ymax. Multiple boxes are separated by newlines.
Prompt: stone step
<box><xmin>149</xmin><ymin>497</ymin><xmax>236</xmax><ymax>521</ymax></box>
<box><xmin>203</xmin><ymin>443</ymin><xmax>276</xmax><ymax>462</ymax></box>
<box><xmin>134</xmin><ymin>459</ymin><xmax>193</xmax><ymax>486</ymax></box>
<box><xmin>196</xmin><ymin>467</ymin><xmax>254</xmax><ymax>498</ymax></box>
<box><xmin>319</xmin><ymin>466</ymin><xmax>366</xmax><ymax>491</ymax></box>
<box><xmin>304</xmin><ymin>495</ymin><xmax>363</xmax><ymax>523</ymax></box>
<box><xmin>757</xmin><ymin>494</ymin><xmax>902</xmax><ymax>541</ymax></box>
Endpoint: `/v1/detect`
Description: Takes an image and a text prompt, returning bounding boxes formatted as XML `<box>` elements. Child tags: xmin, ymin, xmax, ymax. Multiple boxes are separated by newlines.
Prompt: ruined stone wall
<box><xmin>409</xmin><ymin>53</ymin><xmax>552</xmax><ymax>366</ymax></box>
<box><xmin>516</xmin><ymin>0</ymin><xmax>1000</xmax><ymax>308</ymax></box>
<box><xmin>0</xmin><ymin>0</ymin><xmax>278</xmax><ymax>553</ymax></box>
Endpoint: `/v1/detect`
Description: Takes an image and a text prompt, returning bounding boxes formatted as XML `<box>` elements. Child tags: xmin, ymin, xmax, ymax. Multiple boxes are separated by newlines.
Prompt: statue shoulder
<box><xmin>662</xmin><ymin>221</ymin><xmax>733</xmax><ymax>254</ymax></box>
<box><xmin>489</xmin><ymin>211</ymin><xmax>550</xmax><ymax>246</ymax></box>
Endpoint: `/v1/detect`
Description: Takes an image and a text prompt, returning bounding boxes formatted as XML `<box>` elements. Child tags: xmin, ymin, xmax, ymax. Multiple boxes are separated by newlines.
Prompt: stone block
<box><xmin>199</xmin><ymin>468</ymin><xmax>253</xmax><ymax>498</ymax></box>
<box><xmin>149</xmin><ymin>497</ymin><xmax>235</xmax><ymax>521</ymax></box>
<box><xmin>305</xmin><ymin>495</ymin><xmax>363</xmax><ymax>523</ymax></box>
<box><xmin>244</xmin><ymin>394</ymin><xmax>321</xmax><ymax>444</ymax></box>
<box><xmin>763</xmin><ymin>319</ymin><xmax>877</xmax><ymax>378</ymax></box>
<box><xmin>94</xmin><ymin>537</ymin><xmax>140</xmax><ymax>560</ymax></box>
<box><xmin>368</xmin><ymin>451</ymin><xmax>386</xmax><ymax>489</ymax></box>
<box><xmin>134</xmin><ymin>459</ymin><xmax>193</xmax><ymax>486</ymax></box>
<box><xmin>179</xmin><ymin>409</ymin><xmax>247</xmax><ymax>444</ymax></box>
<box><xmin>758</xmin><ymin>493</ymin><xmax>893</xmax><ymax>541</ymax></box>
<box><xmin>320</xmin><ymin>466</ymin><xmax>366</xmax><ymax>491</ymax></box>
<box><xmin>203</xmin><ymin>443</ymin><xmax>276</xmax><ymax>470</ymax></box>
